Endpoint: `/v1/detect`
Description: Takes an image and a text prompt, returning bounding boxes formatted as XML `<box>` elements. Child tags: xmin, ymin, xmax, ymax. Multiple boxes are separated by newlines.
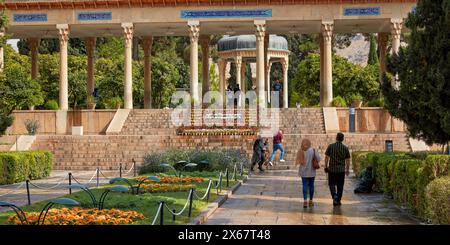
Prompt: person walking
<box><xmin>251</xmin><ymin>135</ymin><xmax>265</xmax><ymax>172</ymax></box>
<box><xmin>269</xmin><ymin>130</ymin><xmax>285</xmax><ymax>166</ymax></box>
<box><xmin>324</xmin><ymin>133</ymin><xmax>351</xmax><ymax>206</ymax></box>
<box><xmin>296</xmin><ymin>139</ymin><xmax>321</xmax><ymax>208</ymax></box>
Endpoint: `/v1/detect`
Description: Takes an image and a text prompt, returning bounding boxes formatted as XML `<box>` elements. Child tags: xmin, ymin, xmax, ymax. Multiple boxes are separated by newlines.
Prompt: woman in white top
<box><xmin>295</xmin><ymin>138</ymin><xmax>321</xmax><ymax>208</ymax></box>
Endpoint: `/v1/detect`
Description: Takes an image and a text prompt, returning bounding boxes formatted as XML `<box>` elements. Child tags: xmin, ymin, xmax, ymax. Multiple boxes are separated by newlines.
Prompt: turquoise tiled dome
<box><xmin>217</xmin><ymin>35</ymin><xmax>288</xmax><ymax>52</ymax></box>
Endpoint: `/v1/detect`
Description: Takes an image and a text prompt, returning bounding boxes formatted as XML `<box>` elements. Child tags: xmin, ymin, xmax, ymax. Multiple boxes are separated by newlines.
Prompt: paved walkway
<box><xmin>204</xmin><ymin>168</ymin><xmax>421</xmax><ymax>225</ymax></box>
<box><xmin>0</xmin><ymin>169</ymin><xmax>130</xmax><ymax>209</ymax></box>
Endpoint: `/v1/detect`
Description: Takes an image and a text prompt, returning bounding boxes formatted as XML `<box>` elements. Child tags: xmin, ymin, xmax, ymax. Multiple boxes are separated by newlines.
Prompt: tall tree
<box><xmin>367</xmin><ymin>34</ymin><xmax>379</xmax><ymax>66</ymax></box>
<box><xmin>382</xmin><ymin>0</ymin><xmax>450</xmax><ymax>146</ymax></box>
<box><xmin>0</xmin><ymin>2</ymin><xmax>13</xmax><ymax>135</ymax></box>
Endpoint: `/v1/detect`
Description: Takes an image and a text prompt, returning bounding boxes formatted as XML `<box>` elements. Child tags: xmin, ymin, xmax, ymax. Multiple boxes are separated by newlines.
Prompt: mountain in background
<box><xmin>335</xmin><ymin>34</ymin><xmax>370</xmax><ymax>67</ymax></box>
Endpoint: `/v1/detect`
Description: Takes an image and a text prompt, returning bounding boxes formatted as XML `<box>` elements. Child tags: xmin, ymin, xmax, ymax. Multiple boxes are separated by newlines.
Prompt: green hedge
<box><xmin>0</xmin><ymin>151</ymin><xmax>53</xmax><ymax>184</ymax></box>
<box><xmin>352</xmin><ymin>151</ymin><xmax>450</xmax><ymax>223</ymax></box>
<box><xmin>426</xmin><ymin>176</ymin><xmax>450</xmax><ymax>224</ymax></box>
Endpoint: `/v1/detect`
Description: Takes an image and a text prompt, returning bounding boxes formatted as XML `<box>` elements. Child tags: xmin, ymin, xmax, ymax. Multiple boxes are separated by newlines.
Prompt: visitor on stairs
<box><xmin>251</xmin><ymin>135</ymin><xmax>265</xmax><ymax>172</ymax></box>
<box><xmin>269</xmin><ymin>130</ymin><xmax>285</xmax><ymax>166</ymax></box>
<box><xmin>296</xmin><ymin>138</ymin><xmax>321</xmax><ymax>208</ymax></box>
<box><xmin>324</xmin><ymin>133</ymin><xmax>351</xmax><ymax>207</ymax></box>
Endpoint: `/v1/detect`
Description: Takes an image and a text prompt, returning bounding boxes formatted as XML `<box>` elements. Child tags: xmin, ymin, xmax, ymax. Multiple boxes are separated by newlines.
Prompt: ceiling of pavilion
<box><xmin>6</xmin><ymin>19</ymin><xmax>397</xmax><ymax>39</ymax></box>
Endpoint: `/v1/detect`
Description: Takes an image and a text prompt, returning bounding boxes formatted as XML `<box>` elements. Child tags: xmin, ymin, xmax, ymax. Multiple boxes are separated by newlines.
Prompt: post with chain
<box><xmin>68</xmin><ymin>172</ymin><xmax>72</xmax><ymax>195</ymax></box>
<box><xmin>234</xmin><ymin>164</ymin><xmax>237</xmax><ymax>181</ymax></box>
<box><xmin>132</xmin><ymin>158</ymin><xmax>137</xmax><ymax>177</ymax></box>
<box><xmin>159</xmin><ymin>201</ymin><xmax>165</xmax><ymax>225</ymax></box>
<box><xmin>119</xmin><ymin>163</ymin><xmax>122</xmax><ymax>178</ymax></box>
<box><xmin>26</xmin><ymin>179</ymin><xmax>31</xmax><ymax>205</ymax></box>
<box><xmin>188</xmin><ymin>188</ymin><xmax>194</xmax><ymax>218</ymax></box>
<box><xmin>96</xmin><ymin>167</ymin><xmax>100</xmax><ymax>188</ymax></box>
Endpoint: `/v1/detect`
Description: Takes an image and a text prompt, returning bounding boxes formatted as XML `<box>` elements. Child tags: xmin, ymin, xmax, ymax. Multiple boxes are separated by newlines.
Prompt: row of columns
<box><xmin>0</xmin><ymin>18</ymin><xmax>403</xmax><ymax>110</ymax></box>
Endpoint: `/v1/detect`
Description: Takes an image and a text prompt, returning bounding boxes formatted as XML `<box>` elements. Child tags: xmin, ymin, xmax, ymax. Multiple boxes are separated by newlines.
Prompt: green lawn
<box><xmin>0</xmin><ymin>171</ymin><xmax>245</xmax><ymax>225</ymax></box>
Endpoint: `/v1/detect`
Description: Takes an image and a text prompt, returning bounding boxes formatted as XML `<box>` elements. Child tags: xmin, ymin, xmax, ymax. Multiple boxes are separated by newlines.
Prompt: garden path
<box><xmin>204</xmin><ymin>168</ymin><xmax>421</xmax><ymax>225</ymax></box>
<box><xmin>0</xmin><ymin>169</ymin><xmax>122</xmax><ymax>210</ymax></box>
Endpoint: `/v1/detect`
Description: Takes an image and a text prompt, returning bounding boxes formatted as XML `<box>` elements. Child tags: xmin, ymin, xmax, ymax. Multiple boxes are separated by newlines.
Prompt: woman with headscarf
<box><xmin>295</xmin><ymin>138</ymin><xmax>321</xmax><ymax>208</ymax></box>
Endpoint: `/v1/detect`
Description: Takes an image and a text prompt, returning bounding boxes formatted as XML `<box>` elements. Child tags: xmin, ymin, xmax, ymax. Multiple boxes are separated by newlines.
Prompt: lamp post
<box><xmin>98</xmin><ymin>185</ymin><xmax>130</xmax><ymax>210</ymax></box>
<box><xmin>135</xmin><ymin>176</ymin><xmax>161</xmax><ymax>195</ymax></box>
<box><xmin>160</xmin><ymin>163</ymin><xmax>179</xmax><ymax>176</ymax></box>
<box><xmin>0</xmin><ymin>201</ymin><xmax>28</xmax><ymax>225</ymax></box>
<box><xmin>64</xmin><ymin>184</ymin><xmax>97</xmax><ymax>207</ymax></box>
<box><xmin>109</xmin><ymin>177</ymin><xmax>135</xmax><ymax>194</ymax></box>
<box><xmin>180</xmin><ymin>163</ymin><xmax>198</xmax><ymax>177</ymax></box>
<box><xmin>38</xmin><ymin>198</ymin><xmax>80</xmax><ymax>225</ymax></box>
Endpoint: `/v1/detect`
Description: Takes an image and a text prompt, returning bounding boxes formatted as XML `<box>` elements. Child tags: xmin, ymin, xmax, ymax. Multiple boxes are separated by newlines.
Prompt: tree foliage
<box><xmin>290</xmin><ymin>53</ymin><xmax>379</xmax><ymax>107</ymax></box>
<box><xmin>382</xmin><ymin>0</ymin><xmax>450</xmax><ymax>146</ymax></box>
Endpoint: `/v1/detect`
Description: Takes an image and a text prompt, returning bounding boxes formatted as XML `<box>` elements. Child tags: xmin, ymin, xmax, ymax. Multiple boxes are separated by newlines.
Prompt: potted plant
<box><xmin>87</xmin><ymin>95</ymin><xmax>96</xmax><ymax>110</ymax></box>
<box><xmin>350</xmin><ymin>94</ymin><xmax>364</xmax><ymax>108</ymax></box>
<box><xmin>106</xmin><ymin>96</ymin><xmax>123</xmax><ymax>109</ymax></box>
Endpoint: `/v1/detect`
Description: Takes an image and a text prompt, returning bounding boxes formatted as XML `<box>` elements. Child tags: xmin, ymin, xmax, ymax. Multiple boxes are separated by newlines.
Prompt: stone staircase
<box><xmin>120</xmin><ymin>109</ymin><xmax>176</xmax><ymax>136</ymax></box>
<box><xmin>30</xmin><ymin>108</ymin><xmax>412</xmax><ymax>171</ymax></box>
<box><xmin>0</xmin><ymin>136</ymin><xmax>16</xmax><ymax>151</ymax></box>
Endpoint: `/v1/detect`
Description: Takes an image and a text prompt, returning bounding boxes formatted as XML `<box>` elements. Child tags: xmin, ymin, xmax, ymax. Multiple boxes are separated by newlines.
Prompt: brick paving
<box><xmin>204</xmin><ymin>168</ymin><xmax>421</xmax><ymax>225</ymax></box>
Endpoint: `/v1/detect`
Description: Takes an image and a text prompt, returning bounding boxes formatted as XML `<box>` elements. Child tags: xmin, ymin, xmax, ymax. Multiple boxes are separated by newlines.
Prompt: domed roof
<box><xmin>217</xmin><ymin>35</ymin><xmax>288</xmax><ymax>52</ymax></box>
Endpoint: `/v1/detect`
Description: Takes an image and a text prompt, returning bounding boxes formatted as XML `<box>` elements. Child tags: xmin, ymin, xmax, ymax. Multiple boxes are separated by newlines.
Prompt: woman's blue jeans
<box><xmin>269</xmin><ymin>143</ymin><xmax>285</xmax><ymax>162</ymax></box>
<box><xmin>301</xmin><ymin>177</ymin><xmax>315</xmax><ymax>200</ymax></box>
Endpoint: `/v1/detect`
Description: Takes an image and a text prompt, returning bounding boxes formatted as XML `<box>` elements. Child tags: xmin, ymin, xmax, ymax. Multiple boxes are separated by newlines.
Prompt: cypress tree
<box><xmin>382</xmin><ymin>0</ymin><xmax>450</xmax><ymax>146</ymax></box>
<box><xmin>367</xmin><ymin>34</ymin><xmax>379</xmax><ymax>66</ymax></box>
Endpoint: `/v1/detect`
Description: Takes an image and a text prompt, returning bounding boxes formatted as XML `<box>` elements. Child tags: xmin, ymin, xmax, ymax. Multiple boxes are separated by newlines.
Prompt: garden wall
<box><xmin>336</xmin><ymin>107</ymin><xmax>406</xmax><ymax>133</ymax></box>
<box><xmin>8</xmin><ymin>110</ymin><xmax>116</xmax><ymax>135</ymax></box>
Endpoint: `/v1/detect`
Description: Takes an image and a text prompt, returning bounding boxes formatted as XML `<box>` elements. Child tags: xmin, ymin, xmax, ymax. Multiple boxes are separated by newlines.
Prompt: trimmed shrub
<box><xmin>140</xmin><ymin>149</ymin><xmax>249</xmax><ymax>174</ymax></box>
<box><xmin>351</xmin><ymin>151</ymin><xmax>371</xmax><ymax>176</ymax></box>
<box><xmin>44</xmin><ymin>100</ymin><xmax>59</xmax><ymax>110</ymax></box>
<box><xmin>0</xmin><ymin>151</ymin><xmax>53</xmax><ymax>184</ymax></box>
<box><xmin>425</xmin><ymin>176</ymin><xmax>450</xmax><ymax>224</ymax></box>
<box><xmin>332</xmin><ymin>96</ymin><xmax>347</xmax><ymax>107</ymax></box>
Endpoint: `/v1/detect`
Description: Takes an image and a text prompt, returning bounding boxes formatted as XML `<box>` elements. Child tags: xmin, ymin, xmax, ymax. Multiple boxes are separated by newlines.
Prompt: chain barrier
<box><xmin>27</xmin><ymin>174</ymin><xmax>69</xmax><ymax>190</ymax></box>
<box><xmin>0</xmin><ymin>182</ymin><xmax>26</xmax><ymax>197</ymax></box>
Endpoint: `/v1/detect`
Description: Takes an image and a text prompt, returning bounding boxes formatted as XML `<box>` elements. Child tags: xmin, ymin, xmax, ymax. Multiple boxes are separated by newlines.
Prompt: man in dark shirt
<box><xmin>324</xmin><ymin>133</ymin><xmax>351</xmax><ymax>206</ymax></box>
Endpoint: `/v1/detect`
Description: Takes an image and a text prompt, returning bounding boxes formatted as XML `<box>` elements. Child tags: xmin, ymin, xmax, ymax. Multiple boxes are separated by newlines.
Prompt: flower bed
<box><xmin>139</xmin><ymin>183</ymin><xmax>196</xmax><ymax>193</ymax></box>
<box><xmin>8</xmin><ymin>208</ymin><xmax>145</xmax><ymax>225</ymax></box>
<box><xmin>136</xmin><ymin>176</ymin><xmax>204</xmax><ymax>184</ymax></box>
<box><xmin>176</xmin><ymin>126</ymin><xmax>258</xmax><ymax>136</ymax></box>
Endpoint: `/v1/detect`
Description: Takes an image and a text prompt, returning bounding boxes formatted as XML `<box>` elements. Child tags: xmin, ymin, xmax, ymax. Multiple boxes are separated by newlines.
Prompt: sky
<box><xmin>7</xmin><ymin>39</ymin><xmax>19</xmax><ymax>52</ymax></box>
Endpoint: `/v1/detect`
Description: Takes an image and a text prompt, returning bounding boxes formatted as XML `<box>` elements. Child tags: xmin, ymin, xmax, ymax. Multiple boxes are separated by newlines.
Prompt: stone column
<box><xmin>143</xmin><ymin>36</ymin><xmax>153</xmax><ymax>109</ymax></box>
<box><xmin>235</xmin><ymin>56</ymin><xmax>242</xmax><ymax>88</ymax></box>
<box><xmin>378</xmin><ymin>33</ymin><xmax>388</xmax><ymax>85</ymax></box>
<box><xmin>200</xmin><ymin>35</ymin><xmax>210</xmax><ymax>97</ymax></box>
<box><xmin>255</xmin><ymin>20</ymin><xmax>266</xmax><ymax>108</ymax></box>
<box><xmin>85</xmin><ymin>37</ymin><xmax>96</xmax><ymax>99</ymax></box>
<box><xmin>188</xmin><ymin>21</ymin><xmax>200</xmax><ymax>105</ymax></box>
<box><xmin>391</xmin><ymin>19</ymin><xmax>403</xmax><ymax>55</ymax></box>
<box><xmin>122</xmin><ymin>23</ymin><xmax>134</xmax><ymax>109</ymax></box>
<box><xmin>264</xmin><ymin>35</ymin><xmax>269</xmax><ymax>104</ymax></box>
<box><xmin>57</xmin><ymin>24</ymin><xmax>70</xmax><ymax>110</ymax></box>
<box><xmin>320</xmin><ymin>21</ymin><xmax>334</xmax><ymax>107</ymax></box>
<box><xmin>266</xmin><ymin>61</ymin><xmax>272</xmax><ymax>104</ymax></box>
<box><xmin>241</xmin><ymin>61</ymin><xmax>247</xmax><ymax>107</ymax></box>
<box><xmin>391</xmin><ymin>19</ymin><xmax>403</xmax><ymax>89</ymax></box>
<box><xmin>282</xmin><ymin>59</ymin><xmax>289</xmax><ymax>108</ymax></box>
<box><xmin>28</xmin><ymin>38</ymin><xmax>40</xmax><ymax>80</ymax></box>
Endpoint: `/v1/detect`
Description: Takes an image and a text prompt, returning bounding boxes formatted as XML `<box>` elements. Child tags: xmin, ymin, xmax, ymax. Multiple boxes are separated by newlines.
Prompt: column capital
<box><xmin>235</xmin><ymin>56</ymin><xmax>242</xmax><ymax>66</ymax></box>
<box><xmin>254</xmin><ymin>21</ymin><xmax>266</xmax><ymax>42</ymax></box>
<box><xmin>188</xmin><ymin>21</ymin><xmax>200</xmax><ymax>43</ymax></box>
<box><xmin>122</xmin><ymin>23</ymin><xmax>134</xmax><ymax>41</ymax></box>
<box><xmin>281</xmin><ymin>58</ymin><xmax>289</xmax><ymax>71</ymax></box>
<box><xmin>321</xmin><ymin>21</ymin><xmax>334</xmax><ymax>43</ymax></box>
<box><xmin>390</xmin><ymin>19</ymin><xmax>403</xmax><ymax>39</ymax></box>
<box><xmin>56</xmin><ymin>24</ymin><xmax>70</xmax><ymax>44</ymax></box>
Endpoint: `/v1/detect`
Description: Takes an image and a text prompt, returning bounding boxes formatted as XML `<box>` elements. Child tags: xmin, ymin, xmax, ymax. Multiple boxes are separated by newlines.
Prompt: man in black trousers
<box><xmin>324</xmin><ymin>133</ymin><xmax>351</xmax><ymax>206</ymax></box>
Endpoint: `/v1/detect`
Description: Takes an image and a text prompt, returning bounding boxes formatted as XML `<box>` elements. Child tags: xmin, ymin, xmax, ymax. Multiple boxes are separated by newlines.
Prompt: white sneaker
<box><xmin>280</xmin><ymin>159</ymin><xmax>286</xmax><ymax>162</ymax></box>
<box><xmin>269</xmin><ymin>161</ymin><xmax>273</xmax><ymax>166</ymax></box>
